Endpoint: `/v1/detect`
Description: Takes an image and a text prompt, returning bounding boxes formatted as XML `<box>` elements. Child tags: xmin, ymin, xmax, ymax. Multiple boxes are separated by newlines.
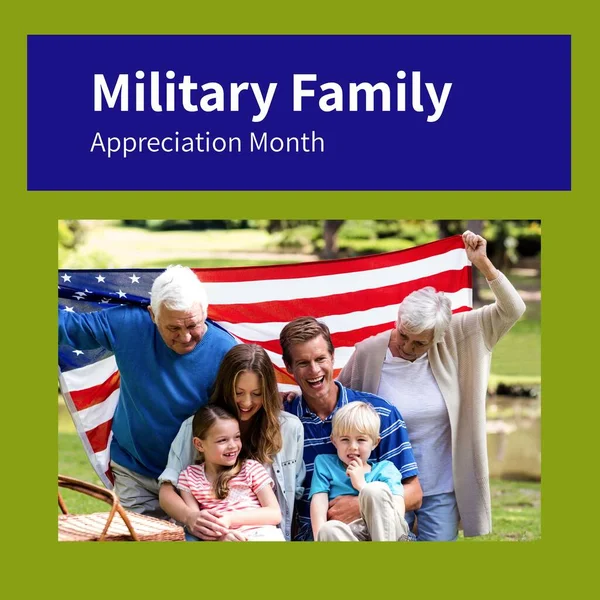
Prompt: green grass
<box><xmin>477</xmin><ymin>270</ymin><xmax>541</xmax><ymax>382</ymax></box>
<box><xmin>58</xmin><ymin>401</ymin><xmax>105</xmax><ymax>513</ymax></box>
<box><xmin>459</xmin><ymin>479</ymin><xmax>541</xmax><ymax>542</ymax></box>
<box><xmin>491</xmin><ymin>321</ymin><xmax>541</xmax><ymax>379</ymax></box>
<box><xmin>58</xmin><ymin>437</ymin><xmax>106</xmax><ymax>514</ymax></box>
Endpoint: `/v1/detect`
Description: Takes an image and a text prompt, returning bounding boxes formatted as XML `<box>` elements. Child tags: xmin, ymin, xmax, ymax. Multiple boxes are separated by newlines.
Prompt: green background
<box><xmin>6</xmin><ymin>1</ymin><xmax>594</xmax><ymax>597</ymax></box>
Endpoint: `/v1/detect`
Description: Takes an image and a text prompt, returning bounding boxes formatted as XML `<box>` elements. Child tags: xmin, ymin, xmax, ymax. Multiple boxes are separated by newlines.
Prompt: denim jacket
<box><xmin>159</xmin><ymin>411</ymin><xmax>305</xmax><ymax>541</ymax></box>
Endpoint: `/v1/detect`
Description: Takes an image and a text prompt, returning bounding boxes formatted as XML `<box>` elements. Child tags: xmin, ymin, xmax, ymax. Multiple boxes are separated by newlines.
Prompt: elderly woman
<box><xmin>338</xmin><ymin>230</ymin><xmax>526</xmax><ymax>541</ymax></box>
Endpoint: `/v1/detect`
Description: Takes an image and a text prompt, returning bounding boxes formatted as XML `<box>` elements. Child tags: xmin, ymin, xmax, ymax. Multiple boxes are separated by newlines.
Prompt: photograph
<box><xmin>58</xmin><ymin>219</ymin><xmax>541</xmax><ymax>543</ymax></box>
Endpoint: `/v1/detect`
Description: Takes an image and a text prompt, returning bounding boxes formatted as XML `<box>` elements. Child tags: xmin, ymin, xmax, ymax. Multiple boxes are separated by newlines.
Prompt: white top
<box><xmin>338</xmin><ymin>272</ymin><xmax>526</xmax><ymax>535</ymax></box>
<box><xmin>377</xmin><ymin>348</ymin><xmax>453</xmax><ymax>497</ymax></box>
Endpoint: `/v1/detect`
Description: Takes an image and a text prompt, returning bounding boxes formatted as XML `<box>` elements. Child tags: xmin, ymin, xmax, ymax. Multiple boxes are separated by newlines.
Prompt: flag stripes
<box><xmin>58</xmin><ymin>235</ymin><xmax>472</xmax><ymax>488</ymax></box>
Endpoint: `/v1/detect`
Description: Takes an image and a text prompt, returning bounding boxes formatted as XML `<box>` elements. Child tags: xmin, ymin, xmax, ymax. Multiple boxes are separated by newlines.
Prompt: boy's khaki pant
<box><xmin>317</xmin><ymin>482</ymin><xmax>410</xmax><ymax>542</ymax></box>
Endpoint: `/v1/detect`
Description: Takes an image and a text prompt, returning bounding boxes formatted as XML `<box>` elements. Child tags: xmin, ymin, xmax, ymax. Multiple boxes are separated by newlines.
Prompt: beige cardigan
<box><xmin>338</xmin><ymin>272</ymin><xmax>526</xmax><ymax>537</ymax></box>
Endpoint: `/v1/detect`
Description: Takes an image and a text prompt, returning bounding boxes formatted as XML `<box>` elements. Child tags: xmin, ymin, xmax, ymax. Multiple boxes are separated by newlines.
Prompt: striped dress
<box><xmin>177</xmin><ymin>459</ymin><xmax>274</xmax><ymax>535</ymax></box>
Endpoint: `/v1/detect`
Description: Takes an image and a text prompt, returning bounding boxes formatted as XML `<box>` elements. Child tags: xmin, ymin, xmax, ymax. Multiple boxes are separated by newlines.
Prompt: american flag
<box><xmin>58</xmin><ymin>234</ymin><xmax>472</xmax><ymax>488</ymax></box>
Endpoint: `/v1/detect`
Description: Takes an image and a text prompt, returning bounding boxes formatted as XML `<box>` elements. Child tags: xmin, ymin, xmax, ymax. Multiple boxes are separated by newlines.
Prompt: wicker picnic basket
<box><xmin>58</xmin><ymin>475</ymin><xmax>185</xmax><ymax>542</ymax></box>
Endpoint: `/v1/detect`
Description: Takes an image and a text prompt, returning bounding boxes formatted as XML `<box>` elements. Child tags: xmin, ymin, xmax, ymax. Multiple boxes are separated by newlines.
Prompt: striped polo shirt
<box><xmin>284</xmin><ymin>381</ymin><xmax>418</xmax><ymax>541</ymax></box>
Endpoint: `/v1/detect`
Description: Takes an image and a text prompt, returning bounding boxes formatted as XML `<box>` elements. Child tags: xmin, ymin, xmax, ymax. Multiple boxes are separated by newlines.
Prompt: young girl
<box><xmin>159</xmin><ymin>344</ymin><xmax>305</xmax><ymax>541</ymax></box>
<box><xmin>177</xmin><ymin>405</ymin><xmax>284</xmax><ymax>541</ymax></box>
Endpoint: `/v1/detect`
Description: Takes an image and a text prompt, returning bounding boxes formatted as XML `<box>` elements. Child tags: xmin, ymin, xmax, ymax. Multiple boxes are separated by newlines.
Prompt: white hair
<box><xmin>396</xmin><ymin>286</ymin><xmax>452</xmax><ymax>344</ymax></box>
<box><xmin>150</xmin><ymin>265</ymin><xmax>208</xmax><ymax>319</ymax></box>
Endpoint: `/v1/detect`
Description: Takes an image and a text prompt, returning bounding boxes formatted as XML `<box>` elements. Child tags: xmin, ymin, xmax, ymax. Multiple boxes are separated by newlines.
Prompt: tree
<box><xmin>467</xmin><ymin>220</ymin><xmax>483</xmax><ymax>304</ymax></box>
<box><xmin>321</xmin><ymin>220</ymin><xmax>345</xmax><ymax>259</ymax></box>
<box><xmin>58</xmin><ymin>220</ymin><xmax>85</xmax><ymax>249</ymax></box>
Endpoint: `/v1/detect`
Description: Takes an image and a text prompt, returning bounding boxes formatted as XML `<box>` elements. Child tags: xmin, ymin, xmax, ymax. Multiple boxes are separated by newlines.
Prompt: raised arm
<box><xmin>462</xmin><ymin>230</ymin><xmax>526</xmax><ymax>349</ymax></box>
<box><xmin>463</xmin><ymin>230</ymin><xmax>499</xmax><ymax>282</ymax></box>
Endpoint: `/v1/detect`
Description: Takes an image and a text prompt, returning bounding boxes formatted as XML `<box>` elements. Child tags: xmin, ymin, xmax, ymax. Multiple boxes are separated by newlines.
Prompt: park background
<box><xmin>59</xmin><ymin>219</ymin><xmax>541</xmax><ymax>541</ymax></box>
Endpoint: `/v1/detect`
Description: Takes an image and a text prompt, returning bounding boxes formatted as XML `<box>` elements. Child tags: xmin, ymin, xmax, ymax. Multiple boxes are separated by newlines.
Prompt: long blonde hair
<box><xmin>210</xmin><ymin>344</ymin><xmax>282</xmax><ymax>464</ymax></box>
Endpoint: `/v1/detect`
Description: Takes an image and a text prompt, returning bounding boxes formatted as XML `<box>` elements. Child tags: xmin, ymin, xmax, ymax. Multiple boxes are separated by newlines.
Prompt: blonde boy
<box><xmin>309</xmin><ymin>401</ymin><xmax>411</xmax><ymax>541</ymax></box>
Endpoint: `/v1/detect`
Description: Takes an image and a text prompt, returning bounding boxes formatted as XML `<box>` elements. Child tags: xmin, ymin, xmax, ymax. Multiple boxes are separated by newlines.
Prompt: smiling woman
<box><xmin>158</xmin><ymin>344</ymin><xmax>305</xmax><ymax>542</ymax></box>
<box><xmin>235</xmin><ymin>371</ymin><xmax>264</xmax><ymax>421</ymax></box>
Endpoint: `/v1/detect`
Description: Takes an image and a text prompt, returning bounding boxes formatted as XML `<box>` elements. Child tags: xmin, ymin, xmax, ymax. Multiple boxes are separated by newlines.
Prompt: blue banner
<box><xmin>28</xmin><ymin>35</ymin><xmax>570</xmax><ymax>191</ymax></box>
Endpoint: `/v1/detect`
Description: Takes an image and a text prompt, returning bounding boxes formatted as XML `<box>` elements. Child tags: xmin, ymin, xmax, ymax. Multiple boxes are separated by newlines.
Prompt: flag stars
<box><xmin>100</xmin><ymin>298</ymin><xmax>111</xmax><ymax>304</ymax></box>
<box><xmin>72</xmin><ymin>350</ymin><xmax>84</xmax><ymax>356</ymax></box>
<box><xmin>63</xmin><ymin>306</ymin><xmax>75</xmax><ymax>312</ymax></box>
<box><xmin>61</xmin><ymin>274</ymin><xmax>72</xmax><ymax>283</ymax></box>
<box><xmin>96</xmin><ymin>275</ymin><xmax>106</xmax><ymax>283</ymax></box>
<box><xmin>129</xmin><ymin>274</ymin><xmax>140</xmax><ymax>284</ymax></box>
<box><xmin>116</xmin><ymin>290</ymin><xmax>127</xmax><ymax>298</ymax></box>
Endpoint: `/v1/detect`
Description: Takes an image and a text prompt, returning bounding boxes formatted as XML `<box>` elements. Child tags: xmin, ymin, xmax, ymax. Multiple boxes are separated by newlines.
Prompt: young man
<box><xmin>310</xmin><ymin>401</ymin><xmax>411</xmax><ymax>541</ymax></box>
<box><xmin>280</xmin><ymin>316</ymin><xmax>422</xmax><ymax>541</ymax></box>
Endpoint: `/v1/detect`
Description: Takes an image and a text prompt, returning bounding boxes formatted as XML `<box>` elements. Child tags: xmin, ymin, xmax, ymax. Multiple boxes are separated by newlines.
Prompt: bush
<box><xmin>338</xmin><ymin>220</ymin><xmax>439</xmax><ymax>246</ymax></box>
<box><xmin>121</xmin><ymin>220</ymin><xmax>253</xmax><ymax>231</ymax></box>
<box><xmin>269</xmin><ymin>225</ymin><xmax>321</xmax><ymax>252</ymax></box>
<box><xmin>58</xmin><ymin>220</ymin><xmax>85</xmax><ymax>249</ymax></box>
<box><xmin>516</xmin><ymin>223</ymin><xmax>542</xmax><ymax>257</ymax></box>
<box><xmin>146</xmin><ymin>220</ymin><xmax>193</xmax><ymax>231</ymax></box>
<box><xmin>314</xmin><ymin>237</ymin><xmax>416</xmax><ymax>256</ymax></box>
<box><xmin>483</xmin><ymin>221</ymin><xmax>541</xmax><ymax>261</ymax></box>
<box><xmin>338</xmin><ymin>220</ymin><xmax>377</xmax><ymax>240</ymax></box>
<box><xmin>396</xmin><ymin>220</ymin><xmax>439</xmax><ymax>245</ymax></box>
<box><xmin>374</xmin><ymin>221</ymin><xmax>403</xmax><ymax>239</ymax></box>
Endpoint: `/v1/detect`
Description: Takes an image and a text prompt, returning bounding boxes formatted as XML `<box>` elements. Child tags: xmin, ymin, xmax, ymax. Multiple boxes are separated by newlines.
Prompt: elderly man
<box><xmin>280</xmin><ymin>317</ymin><xmax>422</xmax><ymax>541</ymax></box>
<box><xmin>59</xmin><ymin>265</ymin><xmax>236</xmax><ymax>517</ymax></box>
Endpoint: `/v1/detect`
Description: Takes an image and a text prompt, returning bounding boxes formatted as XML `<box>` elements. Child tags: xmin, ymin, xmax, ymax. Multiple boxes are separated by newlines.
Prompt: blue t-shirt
<box><xmin>284</xmin><ymin>381</ymin><xmax>418</xmax><ymax>541</ymax></box>
<box><xmin>309</xmin><ymin>454</ymin><xmax>404</xmax><ymax>501</ymax></box>
<box><xmin>59</xmin><ymin>306</ymin><xmax>236</xmax><ymax>479</ymax></box>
